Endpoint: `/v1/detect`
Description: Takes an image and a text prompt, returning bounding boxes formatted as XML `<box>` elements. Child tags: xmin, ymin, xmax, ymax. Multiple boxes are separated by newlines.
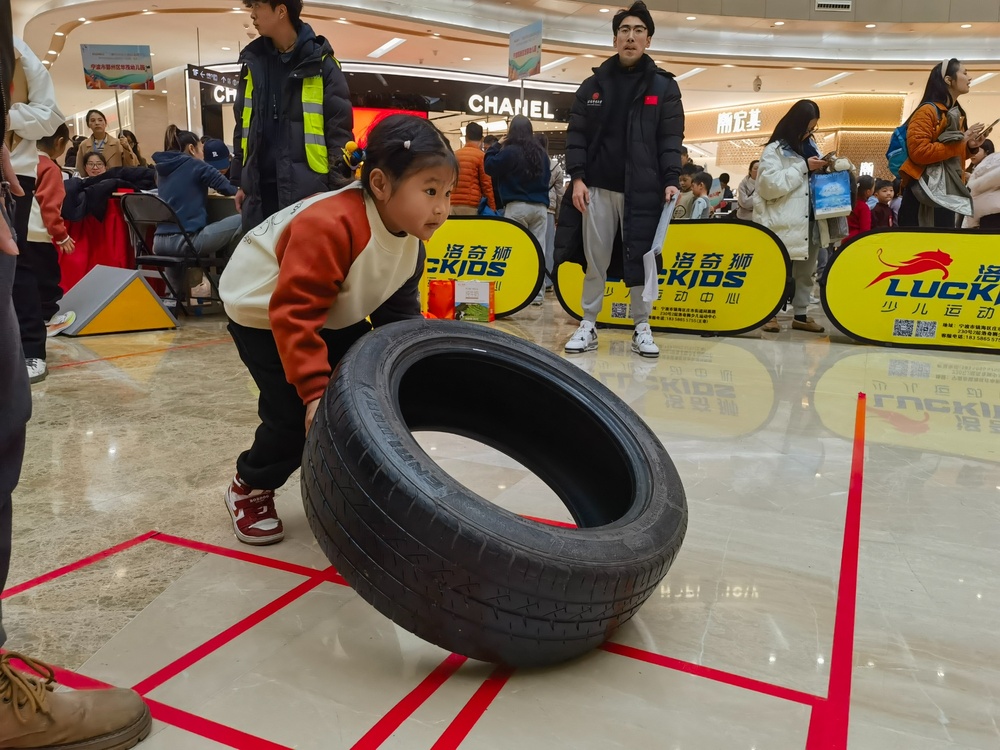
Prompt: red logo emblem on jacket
<box><xmin>866</xmin><ymin>249</ymin><xmax>953</xmax><ymax>288</ymax></box>
<box><xmin>644</xmin><ymin>95</ymin><xmax>658</xmax><ymax>105</ymax></box>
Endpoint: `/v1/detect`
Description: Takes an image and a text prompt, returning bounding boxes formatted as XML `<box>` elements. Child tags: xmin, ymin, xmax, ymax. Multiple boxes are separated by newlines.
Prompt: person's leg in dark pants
<box><xmin>225</xmin><ymin>319</ymin><xmax>372</xmax><ymax>545</ymax></box>
<box><xmin>979</xmin><ymin>213</ymin><xmax>1000</xmax><ymax>229</ymax></box>
<box><xmin>30</xmin><ymin>241</ymin><xmax>65</xmax><ymax>322</ymax></box>
<box><xmin>898</xmin><ymin>184</ymin><xmax>959</xmax><ymax>228</ymax></box>
<box><xmin>12</xmin><ymin>248</ymin><xmax>47</xmax><ymax>361</ymax></box>
<box><xmin>11</xmin><ymin>175</ymin><xmax>35</xmax><ymax>254</ymax></box>
<box><xmin>0</xmin><ymin>429</ymin><xmax>25</xmax><ymax>648</ymax></box>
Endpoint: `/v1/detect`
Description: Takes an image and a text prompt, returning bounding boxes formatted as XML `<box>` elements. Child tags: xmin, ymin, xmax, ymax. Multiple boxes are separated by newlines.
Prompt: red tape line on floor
<box><xmin>146</xmin><ymin>698</ymin><xmax>295</xmax><ymax>750</ymax></box>
<box><xmin>350</xmin><ymin>653</ymin><xmax>468</xmax><ymax>749</ymax></box>
<box><xmin>48</xmin><ymin>337</ymin><xmax>231</xmax><ymax>371</ymax></box>
<box><xmin>429</xmin><ymin>665</ymin><xmax>514</xmax><ymax>750</ymax></box>
<box><xmin>132</xmin><ymin>576</ymin><xmax>325</xmax><ymax>696</ymax></box>
<box><xmin>1</xmin><ymin>531</ymin><xmax>160</xmax><ymax>599</ymax></box>
<box><xmin>152</xmin><ymin>532</ymin><xmax>344</xmax><ymax>581</ymax></box>
<box><xmin>805</xmin><ymin>392</ymin><xmax>867</xmax><ymax>749</ymax></box>
<box><xmin>601</xmin><ymin>641</ymin><xmax>823</xmax><ymax>707</ymax></box>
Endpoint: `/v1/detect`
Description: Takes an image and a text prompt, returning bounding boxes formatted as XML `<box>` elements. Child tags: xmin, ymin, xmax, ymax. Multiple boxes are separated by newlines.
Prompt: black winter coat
<box><xmin>555</xmin><ymin>55</ymin><xmax>684</xmax><ymax>287</ymax></box>
<box><xmin>231</xmin><ymin>24</ymin><xmax>353</xmax><ymax>230</ymax></box>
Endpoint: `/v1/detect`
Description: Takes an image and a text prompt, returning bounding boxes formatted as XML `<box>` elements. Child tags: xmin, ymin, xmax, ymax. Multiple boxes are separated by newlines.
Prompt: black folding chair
<box><xmin>120</xmin><ymin>193</ymin><xmax>228</xmax><ymax>316</ymax></box>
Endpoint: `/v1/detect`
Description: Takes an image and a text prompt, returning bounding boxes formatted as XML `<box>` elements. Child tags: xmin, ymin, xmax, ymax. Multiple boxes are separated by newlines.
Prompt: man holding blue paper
<box><xmin>555</xmin><ymin>0</ymin><xmax>684</xmax><ymax>359</ymax></box>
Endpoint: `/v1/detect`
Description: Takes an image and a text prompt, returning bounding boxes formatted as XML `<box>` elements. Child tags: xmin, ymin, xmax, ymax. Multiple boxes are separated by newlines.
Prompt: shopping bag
<box><xmin>810</xmin><ymin>171</ymin><xmax>853</xmax><ymax>219</ymax></box>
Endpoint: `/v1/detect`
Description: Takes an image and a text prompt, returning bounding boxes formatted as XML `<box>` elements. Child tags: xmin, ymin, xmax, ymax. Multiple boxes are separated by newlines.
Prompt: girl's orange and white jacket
<box><xmin>220</xmin><ymin>183</ymin><xmax>425</xmax><ymax>404</ymax></box>
<box><xmin>26</xmin><ymin>153</ymin><xmax>71</xmax><ymax>245</ymax></box>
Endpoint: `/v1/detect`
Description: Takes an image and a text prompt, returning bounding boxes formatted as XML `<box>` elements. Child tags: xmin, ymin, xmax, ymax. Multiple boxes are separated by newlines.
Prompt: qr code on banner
<box><xmin>915</xmin><ymin>321</ymin><xmax>937</xmax><ymax>339</ymax></box>
<box><xmin>893</xmin><ymin>319</ymin><xmax>915</xmax><ymax>337</ymax></box>
<box><xmin>611</xmin><ymin>302</ymin><xmax>630</xmax><ymax>319</ymax></box>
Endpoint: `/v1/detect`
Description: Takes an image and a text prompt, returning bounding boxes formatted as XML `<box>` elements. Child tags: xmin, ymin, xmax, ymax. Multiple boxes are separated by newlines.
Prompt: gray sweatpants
<box><xmin>504</xmin><ymin>202</ymin><xmax>548</xmax><ymax>301</ymax></box>
<box><xmin>791</xmin><ymin>224</ymin><xmax>823</xmax><ymax>316</ymax></box>
<box><xmin>581</xmin><ymin>187</ymin><xmax>650</xmax><ymax>325</ymax></box>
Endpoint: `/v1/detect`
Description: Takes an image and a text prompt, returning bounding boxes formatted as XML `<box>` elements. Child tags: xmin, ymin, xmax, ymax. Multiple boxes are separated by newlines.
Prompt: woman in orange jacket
<box><xmin>898</xmin><ymin>59</ymin><xmax>986</xmax><ymax>228</ymax></box>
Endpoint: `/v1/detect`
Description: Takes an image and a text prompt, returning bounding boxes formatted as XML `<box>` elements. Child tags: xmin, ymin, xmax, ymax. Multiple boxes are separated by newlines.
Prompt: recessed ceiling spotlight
<box><xmin>463</xmin><ymin>56</ymin><xmax>472</xmax><ymax>61</ymax></box>
<box><xmin>792</xmin><ymin>66</ymin><xmax>806</xmax><ymax>70</ymax></box>
<box><xmin>773</xmin><ymin>21</ymin><xmax>785</xmax><ymax>26</ymax></box>
<box><xmin>55</xmin><ymin>32</ymin><xmax>65</xmax><ymax>36</ymax></box>
<box><xmin>686</xmin><ymin>16</ymin><xmax>697</xmax><ymax>20</ymax></box>
<box><xmin>433</xmin><ymin>32</ymin><xmax>440</xmax><ymax>36</ymax></box>
<box><xmin>722</xmin><ymin>64</ymin><xmax>735</xmax><ymax>68</ymax></box>
<box><xmin>221</xmin><ymin>46</ymin><xmax>231</xmax><ymax>51</ymax></box>
<box><xmin>961</xmin><ymin>23</ymin><xmax>972</xmax><ymax>28</ymax></box>
<box><xmin>161</xmin><ymin>89</ymin><xmax>168</xmax><ymax>93</ymax></box>
<box><xmin>42</xmin><ymin>60</ymin><xmax>51</xmax><ymax>65</ymax></box>
<box><xmin>78</xmin><ymin>17</ymin><xmax>86</xmax><ymax>21</ymax></box>
<box><xmin>599</xmin><ymin>8</ymin><xmax>610</xmax><ymax>12</ymax></box>
<box><xmin>865</xmin><ymin>23</ymin><xmax>876</xmax><ymax>28</ymax></box>
<box><xmin>84</xmin><ymin>20</ymin><xmax>92</xmax><ymax>24</ymax></box>
<box><xmin>48</xmin><ymin>50</ymin><xmax>58</xmax><ymax>54</ymax></box>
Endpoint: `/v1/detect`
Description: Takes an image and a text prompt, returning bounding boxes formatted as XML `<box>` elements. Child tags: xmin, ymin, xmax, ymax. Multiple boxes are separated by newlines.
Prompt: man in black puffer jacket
<box><xmin>232</xmin><ymin>0</ymin><xmax>353</xmax><ymax>231</ymax></box>
<box><xmin>556</xmin><ymin>0</ymin><xmax>684</xmax><ymax>359</ymax></box>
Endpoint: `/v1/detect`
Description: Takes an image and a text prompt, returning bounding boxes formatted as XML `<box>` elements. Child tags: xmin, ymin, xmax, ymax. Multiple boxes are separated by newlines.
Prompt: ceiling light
<box><xmin>55</xmin><ymin>32</ymin><xmax>65</xmax><ymax>36</ymax></box>
<box><xmin>48</xmin><ymin>50</ymin><xmax>58</xmax><ymax>54</ymax></box>
<box><xmin>42</xmin><ymin>60</ymin><xmax>51</xmax><ymax>65</ymax></box>
<box><xmin>432</xmin><ymin>32</ymin><xmax>440</xmax><ymax>37</ymax></box>
<box><xmin>970</xmin><ymin>72</ymin><xmax>997</xmax><ymax>87</ymax></box>
<box><xmin>149</xmin><ymin>53</ymin><xmax>155</xmax><ymax>56</ymax></box>
<box><xmin>367</xmin><ymin>37</ymin><xmax>406</xmax><ymax>58</ymax></box>
<box><xmin>463</xmin><ymin>57</ymin><xmax>472</xmax><ymax>61</ymax></box>
<box><xmin>792</xmin><ymin>66</ymin><xmax>806</xmax><ymax>70</ymax></box>
<box><xmin>686</xmin><ymin>16</ymin><xmax>697</xmax><ymax>21</ymax></box>
<box><xmin>540</xmin><ymin>55</ymin><xmax>574</xmax><ymax>72</ymax></box>
<box><xmin>773</xmin><ymin>21</ymin><xmax>785</xmax><ymax>26</ymax></box>
<box><xmin>722</xmin><ymin>64</ymin><xmax>735</xmax><ymax>68</ymax></box>
<box><xmin>865</xmin><ymin>23</ymin><xmax>876</xmax><ymax>28</ymax></box>
<box><xmin>84</xmin><ymin>20</ymin><xmax>92</xmax><ymax>24</ymax></box>
<box><xmin>814</xmin><ymin>71</ymin><xmax>852</xmax><ymax>87</ymax></box>
<box><xmin>161</xmin><ymin>89</ymin><xmax>168</xmax><ymax>93</ymax></box>
<box><xmin>583</xmin><ymin>54</ymin><xmax>596</xmax><ymax>58</ymax></box>
<box><xmin>674</xmin><ymin>67</ymin><xmax>706</xmax><ymax>82</ymax></box>
<box><xmin>233</xmin><ymin>6</ymin><xmax>241</xmax><ymax>9</ymax></box>
<box><xmin>961</xmin><ymin>24</ymin><xmax>972</xmax><ymax>28</ymax></box>
<box><xmin>599</xmin><ymin>8</ymin><xmax>610</xmax><ymax>12</ymax></box>
<box><xmin>221</xmin><ymin>46</ymin><xmax>231</xmax><ymax>51</ymax></box>
<box><xmin>78</xmin><ymin>17</ymin><xmax>86</xmax><ymax>21</ymax></box>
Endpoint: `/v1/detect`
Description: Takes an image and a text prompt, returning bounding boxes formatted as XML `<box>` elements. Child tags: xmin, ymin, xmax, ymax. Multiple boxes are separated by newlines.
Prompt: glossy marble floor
<box><xmin>5</xmin><ymin>296</ymin><xmax>1000</xmax><ymax>749</ymax></box>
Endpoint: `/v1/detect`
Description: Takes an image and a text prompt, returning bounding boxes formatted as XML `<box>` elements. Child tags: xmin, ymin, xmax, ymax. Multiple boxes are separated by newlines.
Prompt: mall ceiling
<box><xmin>19</xmin><ymin>0</ymin><xmax>1000</xmax><ymax>117</ymax></box>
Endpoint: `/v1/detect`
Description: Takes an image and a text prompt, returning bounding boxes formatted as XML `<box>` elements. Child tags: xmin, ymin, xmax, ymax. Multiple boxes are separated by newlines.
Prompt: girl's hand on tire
<box><xmin>305</xmin><ymin>398</ymin><xmax>320</xmax><ymax>433</ymax></box>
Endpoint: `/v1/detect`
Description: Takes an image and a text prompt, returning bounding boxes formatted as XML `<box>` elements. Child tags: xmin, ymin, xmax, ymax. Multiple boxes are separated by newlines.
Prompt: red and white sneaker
<box><xmin>224</xmin><ymin>475</ymin><xmax>284</xmax><ymax>545</ymax></box>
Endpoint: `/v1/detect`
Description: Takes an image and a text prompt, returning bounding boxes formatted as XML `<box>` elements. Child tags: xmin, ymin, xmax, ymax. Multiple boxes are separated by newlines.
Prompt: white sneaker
<box><xmin>631</xmin><ymin>323</ymin><xmax>659</xmax><ymax>358</ymax></box>
<box><xmin>45</xmin><ymin>311</ymin><xmax>76</xmax><ymax>337</ymax></box>
<box><xmin>26</xmin><ymin>358</ymin><xmax>48</xmax><ymax>384</ymax></box>
<box><xmin>564</xmin><ymin>320</ymin><xmax>598</xmax><ymax>353</ymax></box>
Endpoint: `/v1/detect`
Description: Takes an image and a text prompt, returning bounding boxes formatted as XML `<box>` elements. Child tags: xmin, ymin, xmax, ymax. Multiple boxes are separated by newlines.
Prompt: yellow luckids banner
<box><xmin>555</xmin><ymin>221</ymin><xmax>790</xmax><ymax>334</ymax></box>
<box><xmin>824</xmin><ymin>229</ymin><xmax>1000</xmax><ymax>352</ymax></box>
<box><xmin>422</xmin><ymin>216</ymin><xmax>544</xmax><ymax>318</ymax></box>
<box><xmin>814</xmin><ymin>350</ymin><xmax>1000</xmax><ymax>464</ymax></box>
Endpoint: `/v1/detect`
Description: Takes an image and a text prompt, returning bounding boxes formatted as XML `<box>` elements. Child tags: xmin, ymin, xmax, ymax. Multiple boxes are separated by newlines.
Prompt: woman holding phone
<box><xmin>898</xmin><ymin>59</ymin><xmax>985</xmax><ymax>228</ymax></box>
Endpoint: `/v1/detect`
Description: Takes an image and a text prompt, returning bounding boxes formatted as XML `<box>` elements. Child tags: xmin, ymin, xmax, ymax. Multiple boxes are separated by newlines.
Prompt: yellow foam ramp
<box><xmin>57</xmin><ymin>265</ymin><xmax>177</xmax><ymax>337</ymax></box>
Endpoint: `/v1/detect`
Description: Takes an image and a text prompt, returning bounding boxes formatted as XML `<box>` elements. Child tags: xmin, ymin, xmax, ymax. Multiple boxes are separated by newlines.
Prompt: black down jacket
<box><xmin>555</xmin><ymin>55</ymin><xmax>684</xmax><ymax>287</ymax></box>
<box><xmin>231</xmin><ymin>23</ymin><xmax>353</xmax><ymax>230</ymax></box>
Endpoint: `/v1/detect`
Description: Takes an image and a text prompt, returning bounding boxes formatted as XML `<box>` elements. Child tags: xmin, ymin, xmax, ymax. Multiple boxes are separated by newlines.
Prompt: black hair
<box><xmin>982</xmin><ymin>139</ymin><xmax>996</xmax><ymax>156</ymax></box>
<box><xmin>719</xmin><ymin>172</ymin><xmax>730</xmax><ymax>184</ymax></box>
<box><xmin>482</xmin><ymin>134</ymin><xmax>500</xmax><ymax>146</ymax></box>
<box><xmin>465</xmin><ymin>122</ymin><xmax>483</xmax><ymax>141</ymax></box>
<box><xmin>613</xmin><ymin>1</ymin><xmax>654</xmax><ymax>37</ymax></box>
<box><xmin>768</xmin><ymin>99</ymin><xmax>820</xmax><ymax>157</ymax></box>
<box><xmin>874</xmin><ymin>178</ymin><xmax>894</xmax><ymax>192</ymax></box>
<box><xmin>857</xmin><ymin>175</ymin><xmax>875</xmax><ymax>196</ymax></box>
<box><xmin>164</xmin><ymin>124</ymin><xmax>200</xmax><ymax>154</ymax></box>
<box><xmin>692</xmin><ymin>172</ymin><xmax>712</xmax><ymax>191</ymax></box>
<box><xmin>501</xmin><ymin>115</ymin><xmax>548</xmax><ymax>182</ymax></box>
<box><xmin>748</xmin><ymin>159</ymin><xmax>760</xmax><ymax>173</ymax></box>
<box><xmin>360</xmin><ymin>114</ymin><xmax>457</xmax><ymax>192</ymax></box>
<box><xmin>242</xmin><ymin>0</ymin><xmax>302</xmax><ymax>26</ymax></box>
<box><xmin>85</xmin><ymin>109</ymin><xmax>107</xmax><ymax>130</ymax></box>
<box><xmin>38</xmin><ymin>123</ymin><xmax>71</xmax><ymax>150</ymax></box>
<box><xmin>121</xmin><ymin>129</ymin><xmax>143</xmax><ymax>162</ymax></box>
<box><xmin>917</xmin><ymin>58</ymin><xmax>963</xmax><ymax>110</ymax></box>
<box><xmin>680</xmin><ymin>163</ymin><xmax>700</xmax><ymax>176</ymax></box>
<box><xmin>84</xmin><ymin>151</ymin><xmax>107</xmax><ymax>168</ymax></box>
<box><xmin>536</xmin><ymin>133</ymin><xmax>549</xmax><ymax>151</ymax></box>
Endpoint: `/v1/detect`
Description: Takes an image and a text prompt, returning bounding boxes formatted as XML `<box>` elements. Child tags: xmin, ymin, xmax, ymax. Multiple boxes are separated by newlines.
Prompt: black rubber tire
<box><xmin>301</xmin><ymin>319</ymin><xmax>687</xmax><ymax>667</ymax></box>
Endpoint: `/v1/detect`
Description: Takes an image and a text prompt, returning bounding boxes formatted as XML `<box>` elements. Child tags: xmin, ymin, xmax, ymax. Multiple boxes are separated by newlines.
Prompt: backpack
<box><xmin>886</xmin><ymin>102</ymin><xmax>944</xmax><ymax>178</ymax></box>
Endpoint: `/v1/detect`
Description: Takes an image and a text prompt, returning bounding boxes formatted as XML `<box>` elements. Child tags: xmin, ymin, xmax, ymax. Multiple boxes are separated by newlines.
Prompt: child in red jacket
<box><xmin>846</xmin><ymin>175</ymin><xmax>873</xmax><ymax>239</ymax></box>
<box><xmin>14</xmin><ymin>123</ymin><xmax>75</xmax><ymax>383</ymax></box>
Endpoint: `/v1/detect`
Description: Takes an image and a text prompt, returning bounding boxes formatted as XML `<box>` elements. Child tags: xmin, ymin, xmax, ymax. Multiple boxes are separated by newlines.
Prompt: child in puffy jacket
<box><xmin>846</xmin><ymin>175</ymin><xmax>873</xmax><ymax>239</ymax></box>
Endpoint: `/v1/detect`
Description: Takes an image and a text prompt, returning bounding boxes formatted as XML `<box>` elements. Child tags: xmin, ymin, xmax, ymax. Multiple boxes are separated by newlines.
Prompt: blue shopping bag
<box><xmin>810</xmin><ymin>171</ymin><xmax>853</xmax><ymax>219</ymax></box>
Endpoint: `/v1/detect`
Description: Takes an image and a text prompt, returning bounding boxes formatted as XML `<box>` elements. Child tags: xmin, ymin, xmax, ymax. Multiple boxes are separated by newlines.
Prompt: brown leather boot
<box><xmin>0</xmin><ymin>652</ymin><xmax>151</xmax><ymax>749</ymax></box>
<box><xmin>792</xmin><ymin>317</ymin><xmax>825</xmax><ymax>333</ymax></box>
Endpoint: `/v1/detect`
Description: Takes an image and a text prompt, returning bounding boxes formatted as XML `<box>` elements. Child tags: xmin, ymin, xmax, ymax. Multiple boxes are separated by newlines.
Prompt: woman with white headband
<box><xmin>897</xmin><ymin>58</ymin><xmax>986</xmax><ymax>227</ymax></box>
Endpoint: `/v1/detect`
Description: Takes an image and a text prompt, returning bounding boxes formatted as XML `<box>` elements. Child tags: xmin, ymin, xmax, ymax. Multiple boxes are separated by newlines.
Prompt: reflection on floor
<box><xmin>5</xmin><ymin>298</ymin><xmax>1000</xmax><ymax>749</ymax></box>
